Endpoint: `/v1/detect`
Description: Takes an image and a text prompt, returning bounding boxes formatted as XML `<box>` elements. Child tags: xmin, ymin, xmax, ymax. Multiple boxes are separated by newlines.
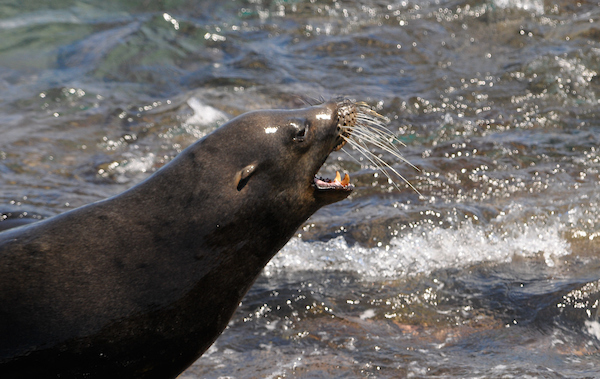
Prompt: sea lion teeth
<box><xmin>341</xmin><ymin>173</ymin><xmax>350</xmax><ymax>186</ymax></box>
<box><xmin>313</xmin><ymin>173</ymin><xmax>353</xmax><ymax>191</ymax></box>
<box><xmin>334</xmin><ymin>171</ymin><xmax>341</xmax><ymax>182</ymax></box>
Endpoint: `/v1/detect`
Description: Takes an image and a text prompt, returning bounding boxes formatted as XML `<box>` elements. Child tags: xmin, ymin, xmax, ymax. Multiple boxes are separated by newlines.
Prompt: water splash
<box><xmin>267</xmin><ymin>215</ymin><xmax>570</xmax><ymax>279</ymax></box>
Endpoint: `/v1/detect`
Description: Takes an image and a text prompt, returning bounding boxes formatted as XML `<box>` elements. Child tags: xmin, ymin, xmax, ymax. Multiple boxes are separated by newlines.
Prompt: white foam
<box><xmin>111</xmin><ymin>152</ymin><xmax>157</xmax><ymax>183</ymax></box>
<box><xmin>585</xmin><ymin>320</ymin><xmax>600</xmax><ymax>340</ymax></box>
<box><xmin>493</xmin><ymin>0</ymin><xmax>544</xmax><ymax>14</ymax></box>
<box><xmin>185</xmin><ymin>97</ymin><xmax>228</xmax><ymax>126</ymax></box>
<box><xmin>266</xmin><ymin>216</ymin><xmax>570</xmax><ymax>279</ymax></box>
<box><xmin>359</xmin><ymin>309</ymin><xmax>376</xmax><ymax>320</ymax></box>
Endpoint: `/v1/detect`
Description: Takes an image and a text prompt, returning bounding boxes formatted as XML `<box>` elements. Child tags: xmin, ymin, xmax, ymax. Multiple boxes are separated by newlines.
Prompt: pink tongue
<box><xmin>315</xmin><ymin>171</ymin><xmax>351</xmax><ymax>189</ymax></box>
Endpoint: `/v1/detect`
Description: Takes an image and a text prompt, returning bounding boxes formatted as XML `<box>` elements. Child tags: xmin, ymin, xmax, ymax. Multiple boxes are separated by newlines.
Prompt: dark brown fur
<box><xmin>0</xmin><ymin>102</ymin><xmax>352</xmax><ymax>378</ymax></box>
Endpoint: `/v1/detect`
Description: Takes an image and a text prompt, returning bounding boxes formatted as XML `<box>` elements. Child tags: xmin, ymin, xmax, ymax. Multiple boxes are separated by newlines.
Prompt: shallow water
<box><xmin>2</xmin><ymin>0</ymin><xmax>600</xmax><ymax>377</ymax></box>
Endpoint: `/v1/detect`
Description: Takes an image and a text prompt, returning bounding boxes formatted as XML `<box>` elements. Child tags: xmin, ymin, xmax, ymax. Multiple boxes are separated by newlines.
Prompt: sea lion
<box><xmin>0</xmin><ymin>100</ymin><xmax>358</xmax><ymax>378</ymax></box>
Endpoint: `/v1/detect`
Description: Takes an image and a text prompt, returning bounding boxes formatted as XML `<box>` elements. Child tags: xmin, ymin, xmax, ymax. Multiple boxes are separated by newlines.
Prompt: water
<box><xmin>1</xmin><ymin>0</ymin><xmax>600</xmax><ymax>377</ymax></box>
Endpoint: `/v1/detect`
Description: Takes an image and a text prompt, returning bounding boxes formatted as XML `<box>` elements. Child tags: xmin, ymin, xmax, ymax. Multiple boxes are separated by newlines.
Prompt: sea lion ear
<box><xmin>235</xmin><ymin>163</ymin><xmax>257</xmax><ymax>191</ymax></box>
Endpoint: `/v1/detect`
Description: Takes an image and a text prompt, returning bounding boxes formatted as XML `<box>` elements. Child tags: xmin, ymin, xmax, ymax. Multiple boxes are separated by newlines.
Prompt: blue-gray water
<box><xmin>2</xmin><ymin>0</ymin><xmax>600</xmax><ymax>377</ymax></box>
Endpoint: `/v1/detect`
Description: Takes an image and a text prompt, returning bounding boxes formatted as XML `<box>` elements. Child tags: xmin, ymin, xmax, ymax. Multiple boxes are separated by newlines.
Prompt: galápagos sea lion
<box><xmin>0</xmin><ymin>100</ymin><xmax>366</xmax><ymax>378</ymax></box>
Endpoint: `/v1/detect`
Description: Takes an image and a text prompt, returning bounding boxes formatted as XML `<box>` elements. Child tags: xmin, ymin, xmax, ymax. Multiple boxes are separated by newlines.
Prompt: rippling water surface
<box><xmin>2</xmin><ymin>0</ymin><xmax>600</xmax><ymax>377</ymax></box>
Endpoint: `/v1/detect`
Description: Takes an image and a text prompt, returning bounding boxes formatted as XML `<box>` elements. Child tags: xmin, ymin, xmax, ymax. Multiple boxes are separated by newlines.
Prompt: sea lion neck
<box><xmin>115</xmin><ymin>137</ymin><xmax>305</xmax><ymax>261</ymax></box>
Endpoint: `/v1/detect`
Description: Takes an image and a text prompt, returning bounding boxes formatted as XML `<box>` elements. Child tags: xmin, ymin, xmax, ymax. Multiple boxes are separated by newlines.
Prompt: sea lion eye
<box><xmin>292</xmin><ymin>121</ymin><xmax>308</xmax><ymax>142</ymax></box>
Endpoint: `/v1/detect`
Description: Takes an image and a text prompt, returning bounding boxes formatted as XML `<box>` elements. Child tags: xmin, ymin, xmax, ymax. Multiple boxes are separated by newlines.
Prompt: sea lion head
<box><xmin>198</xmin><ymin>100</ymin><xmax>356</xmax><ymax>214</ymax></box>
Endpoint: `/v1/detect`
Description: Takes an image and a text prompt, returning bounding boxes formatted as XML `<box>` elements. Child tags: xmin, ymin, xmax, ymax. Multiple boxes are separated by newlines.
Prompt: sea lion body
<box><xmin>0</xmin><ymin>102</ymin><xmax>354</xmax><ymax>378</ymax></box>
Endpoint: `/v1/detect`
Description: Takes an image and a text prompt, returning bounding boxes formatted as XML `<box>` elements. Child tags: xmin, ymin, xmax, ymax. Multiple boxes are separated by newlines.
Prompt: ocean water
<box><xmin>1</xmin><ymin>0</ymin><xmax>600</xmax><ymax>377</ymax></box>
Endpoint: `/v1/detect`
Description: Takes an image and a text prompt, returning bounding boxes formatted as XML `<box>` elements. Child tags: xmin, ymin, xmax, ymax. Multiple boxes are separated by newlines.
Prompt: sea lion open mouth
<box><xmin>314</xmin><ymin>171</ymin><xmax>352</xmax><ymax>191</ymax></box>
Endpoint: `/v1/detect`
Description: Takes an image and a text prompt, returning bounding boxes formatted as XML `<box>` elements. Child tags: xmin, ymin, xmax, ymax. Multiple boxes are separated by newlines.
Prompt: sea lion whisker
<box><xmin>347</xmin><ymin>137</ymin><xmax>421</xmax><ymax>195</ymax></box>
<box><xmin>354</xmin><ymin>117</ymin><xmax>395</xmax><ymax>134</ymax></box>
<box><xmin>355</xmin><ymin>112</ymin><xmax>388</xmax><ymax>125</ymax></box>
<box><xmin>351</xmin><ymin>136</ymin><xmax>415</xmax><ymax>172</ymax></box>
<box><xmin>344</xmin><ymin>138</ymin><xmax>406</xmax><ymax>193</ymax></box>
<box><xmin>339</xmin><ymin>145</ymin><xmax>371</xmax><ymax>171</ymax></box>
<box><xmin>354</xmin><ymin>113</ymin><xmax>394</xmax><ymax>131</ymax></box>
<box><xmin>347</xmin><ymin>127</ymin><xmax>399</xmax><ymax>150</ymax></box>
<box><xmin>346</xmin><ymin>132</ymin><xmax>398</xmax><ymax>160</ymax></box>
<box><xmin>353</xmin><ymin>112</ymin><xmax>406</xmax><ymax>148</ymax></box>
<box><xmin>355</xmin><ymin>117</ymin><xmax>388</xmax><ymax>129</ymax></box>
<box><xmin>356</xmin><ymin>110</ymin><xmax>389</xmax><ymax>125</ymax></box>
<box><xmin>345</xmin><ymin>128</ymin><xmax>416</xmax><ymax>170</ymax></box>
<box><xmin>350</xmin><ymin>123</ymin><xmax>398</xmax><ymax>143</ymax></box>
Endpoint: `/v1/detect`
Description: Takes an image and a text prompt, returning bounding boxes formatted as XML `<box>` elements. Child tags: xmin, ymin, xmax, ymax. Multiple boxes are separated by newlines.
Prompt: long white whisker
<box><xmin>347</xmin><ymin>139</ymin><xmax>410</xmax><ymax>193</ymax></box>
<box><xmin>350</xmin><ymin>124</ymin><xmax>401</xmax><ymax>146</ymax></box>
<box><xmin>340</xmin><ymin>146</ymin><xmax>363</xmax><ymax>166</ymax></box>
<box><xmin>346</xmin><ymin>128</ymin><xmax>418</xmax><ymax>171</ymax></box>
<box><xmin>350</xmin><ymin>139</ymin><xmax>421</xmax><ymax>196</ymax></box>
